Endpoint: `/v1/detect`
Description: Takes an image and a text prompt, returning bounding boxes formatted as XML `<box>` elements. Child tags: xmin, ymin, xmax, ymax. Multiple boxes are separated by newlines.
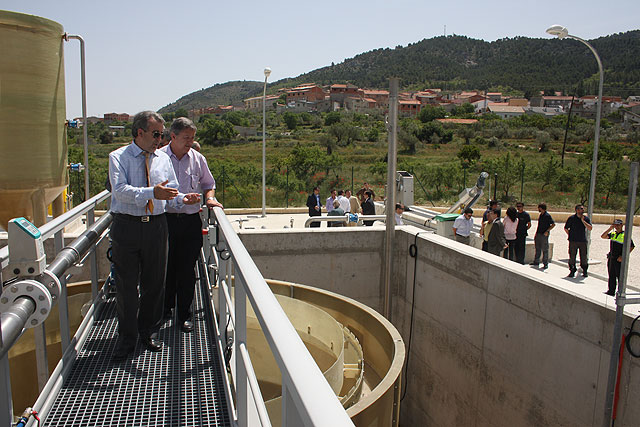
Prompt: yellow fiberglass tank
<box><xmin>0</xmin><ymin>10</ymin><xmax>68</xmax><ymax>229</ymax></box>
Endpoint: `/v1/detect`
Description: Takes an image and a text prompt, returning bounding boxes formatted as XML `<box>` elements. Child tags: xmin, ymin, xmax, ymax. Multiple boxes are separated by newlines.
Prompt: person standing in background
<box><xmin>514</xmin><ymin>202</ymin><xmax>531</xmax><ymax>264</ymax></box>
<box><xmin>503</xmin><ymin>207</ymin><xmax>519</xmax><ymax>261</ymax></box>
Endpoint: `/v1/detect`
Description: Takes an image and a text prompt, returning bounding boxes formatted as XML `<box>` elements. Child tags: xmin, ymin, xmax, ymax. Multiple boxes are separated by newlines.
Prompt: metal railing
<box><xmin>204</xmin><ymin>207</ymin><xmax>355</xmax><ymax>426</ymax></box>
<box><xmin>304</xmin><ymin>214</ymin><xmax>388</xmax><ymax>228</ymax></box>
<box><xmin>0</xmin><ymin>190</ymin><xmax>111</xmax><ymax>426</ymax></box>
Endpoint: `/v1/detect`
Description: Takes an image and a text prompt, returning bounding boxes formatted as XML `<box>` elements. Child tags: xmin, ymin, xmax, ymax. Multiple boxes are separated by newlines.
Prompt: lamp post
<box><xmin>262</xmin><ymin>67</ymin><xmax>271</xmax><ymax>217</ymax></box>
<box><xmin>546</xmin><ymin>25</ymin><xmax>604</xmax><ymax>223</ymax></box>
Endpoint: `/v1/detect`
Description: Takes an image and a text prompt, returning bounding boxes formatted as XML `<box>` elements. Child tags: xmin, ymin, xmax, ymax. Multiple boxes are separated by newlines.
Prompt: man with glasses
<box><xmin>452</xmin><ymin>207</ymin><xmax>474</xmax><ymax>245</ymax></box>
<box><xmin>108</xmin><ymin>111</ymin><xmax>201</xmax><ymax>361</ymax></box>
<box><xmin>161</xmin><ymin>117</ymin><xmax>222</xmax><ymax>333</ymax></box>
<box><xmin>564</xmin><ymin>204</ymin><xmax>592</xmax><ymax>277</ymax></box>
<box><xmin>514</xmin><ymin>202</ymin><xmax>531</xmax><ymax>264</ymax></box>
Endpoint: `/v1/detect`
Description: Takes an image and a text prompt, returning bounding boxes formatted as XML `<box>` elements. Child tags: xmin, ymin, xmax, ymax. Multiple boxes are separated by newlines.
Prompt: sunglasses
<box><xmin>150</xmin><ymin>130</ymin><xmax>163</xmax><ymax>139</ymax></box>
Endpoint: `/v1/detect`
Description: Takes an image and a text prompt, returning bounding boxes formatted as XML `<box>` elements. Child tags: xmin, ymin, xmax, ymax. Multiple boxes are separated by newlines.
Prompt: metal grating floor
<box><xmin>44</xmin><ymin>278</ymin><xmax>231</xmax><ymax>427</ymax></box>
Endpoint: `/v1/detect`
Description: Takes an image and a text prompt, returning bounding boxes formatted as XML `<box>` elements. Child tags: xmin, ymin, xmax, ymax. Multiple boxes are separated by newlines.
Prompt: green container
<box><xmin>433</xmin><ymin>213</ymin><xmax>459</xmax><ymax>222</ymax></box>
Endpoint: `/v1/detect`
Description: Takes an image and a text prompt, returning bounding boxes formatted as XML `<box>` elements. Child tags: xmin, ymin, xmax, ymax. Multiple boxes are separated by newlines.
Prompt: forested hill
<box><xmin>160</xmin><ymin>31</ymin><xmax>640</xmax><ymax>112</ymax></box>
<box><xmin>159</xmin><ymin>80</ymin><xmax>264</xmax><ymax>113</ymax></box>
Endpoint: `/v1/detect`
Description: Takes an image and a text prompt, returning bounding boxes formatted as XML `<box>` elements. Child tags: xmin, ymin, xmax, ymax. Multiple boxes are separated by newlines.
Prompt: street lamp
<box><xmin>546</xmin><ymin>25</ymin><xmax>604</xmax><ymax>223</ymax></box>
<box><xmin>262</xmin><ymin>67</ymin><xmax>271</xmax><ymax>217</ymax></box>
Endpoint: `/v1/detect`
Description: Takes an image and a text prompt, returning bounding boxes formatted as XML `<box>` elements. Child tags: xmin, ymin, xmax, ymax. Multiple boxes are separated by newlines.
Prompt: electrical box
<box><xmin>396</xmin><ymin>171</ymin><xmax>414</xmax><ymax>207</ymax></box>
<box><xmin>8</xmin><ymin>217</ymin><xmax>46</xmax><ymax>276</ymax></box>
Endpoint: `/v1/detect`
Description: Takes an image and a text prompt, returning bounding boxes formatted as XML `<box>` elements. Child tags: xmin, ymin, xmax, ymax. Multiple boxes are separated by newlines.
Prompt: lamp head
<box><xmin>546</xmin><ymin>25</ymin><xmax>568</xmax><ymax>39</ymax></box>
<box><xmin>264</xmin><ymin>67</ymin><xmax>271</xmax><ymax>78</ymax></box>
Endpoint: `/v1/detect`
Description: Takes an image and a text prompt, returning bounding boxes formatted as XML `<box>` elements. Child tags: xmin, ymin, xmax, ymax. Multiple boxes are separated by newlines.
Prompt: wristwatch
<box><xmin>207</xmin><ymin>196</ymin><xmax>217</xmax><ymax>202</ymax></box>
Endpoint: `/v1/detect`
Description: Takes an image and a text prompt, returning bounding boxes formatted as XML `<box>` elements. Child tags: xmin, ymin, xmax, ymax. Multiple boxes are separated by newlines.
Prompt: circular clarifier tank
<box><xmin>244</xmin><ymin>279</ymin><xmax>405</xmax><ymax>426</ymax></box>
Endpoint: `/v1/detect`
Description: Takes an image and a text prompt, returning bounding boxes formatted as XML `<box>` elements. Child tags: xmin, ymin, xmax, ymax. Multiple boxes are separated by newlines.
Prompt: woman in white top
<box><xmin>503</xmin><ymin>206</ymin><xmax>519</xmax><ymax>261</ymax></box>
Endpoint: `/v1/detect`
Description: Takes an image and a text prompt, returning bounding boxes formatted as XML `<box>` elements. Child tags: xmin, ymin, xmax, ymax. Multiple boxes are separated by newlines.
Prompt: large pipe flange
<box><xmin>0</xmin><ymin>279</ymin><xmax>53</xmax><ymax>327</ymax></box>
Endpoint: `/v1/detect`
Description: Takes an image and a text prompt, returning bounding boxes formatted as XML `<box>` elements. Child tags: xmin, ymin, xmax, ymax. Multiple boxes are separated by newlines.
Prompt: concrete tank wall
<box><xmin>238</xmin><ymin>226</ymin><xmax>640</xmax><ymax>427</ymax></box>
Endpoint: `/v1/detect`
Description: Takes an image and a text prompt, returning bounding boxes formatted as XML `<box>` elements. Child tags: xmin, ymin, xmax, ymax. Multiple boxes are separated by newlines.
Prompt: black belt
<box><xmin>165</xmin><ymin>212</ymin><xmax>199</xmax><ymax>219</ymax></box>
<box><xmin>115</xmin><ymin>213</ymin><xmax>165</xmax><ymax>223</ymax></box>
<box><xmin>456</xmin><ymin>233</ymin><xmax>470</xmax><ymax>237</ymax></box>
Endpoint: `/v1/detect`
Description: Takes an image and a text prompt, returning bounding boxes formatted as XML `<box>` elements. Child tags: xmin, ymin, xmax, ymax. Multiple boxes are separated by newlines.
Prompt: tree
<box><xmin>174</xmin><ymin>108</ymin><xmax>189</xmax><ymax>118</ymax></box>
<box><xmin>457</xmin><ymin>126</ymin><xmax>475</xmax><ymax>144</ymax></box>
<box><xmin>328</xmin><ymin>122</ymin><xmax>361</xmax><ymax>146</ymax></box>
<box><xmin>536</xmin><ymin>131</ymin><xmax>551</xmax><ymax>152</ymax></box>
<box><xmin>417</xmin><ymin>105</ymin><xmax>446</xmax><ymax>123</ymax></box>
<box><xmin>457</xmin><ymin>145</ymin><xmax>481</xmax><ymax>168</ymax></box>
<box><xmin>223</xmin><ymin>111</ymin><xmax>250</xmax><ymax>127</ymax></box>
<box><xmin>283</xmin><ymin>112</ymin><xmax>299</xmax><ymax>130</ymax></box>
<box><xmin>199</xmin><ymin>118</ymin><xmax>235</xmax><ymax>145</ymax></box>
<box><xmin>99</xmin><ymin>131</ymin><xmax>113</xmax><ymax>144</ymax></box>
<box><xmin>324</xmin><ymin>111</ymin><xmax>341</xmax><ymax>126</ymax></box>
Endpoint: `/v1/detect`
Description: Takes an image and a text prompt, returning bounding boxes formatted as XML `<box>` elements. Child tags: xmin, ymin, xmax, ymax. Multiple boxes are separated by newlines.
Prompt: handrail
<box><xmin>304</xmin><ymin>214</ymin><xmax>387</xmax><ymax>228</ymax></box>
<box><xmin>212</xmin><ymin>207</ymin><xmax>354</xmax><ymax>426</ymax></box>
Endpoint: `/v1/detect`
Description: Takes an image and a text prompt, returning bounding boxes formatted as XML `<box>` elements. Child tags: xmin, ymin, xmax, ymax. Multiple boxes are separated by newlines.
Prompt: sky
<box><xmin>2</xmin><ymin>0</ymin><xmax>639</xmax><ymax>119</ymax></box>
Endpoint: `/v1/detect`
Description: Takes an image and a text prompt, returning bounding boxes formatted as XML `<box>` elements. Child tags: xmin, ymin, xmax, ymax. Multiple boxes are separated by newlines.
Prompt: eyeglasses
<box><xmin>150</xmin><ymin>130</ymin><xmax>163</xmax><ymax>139</ymax></box>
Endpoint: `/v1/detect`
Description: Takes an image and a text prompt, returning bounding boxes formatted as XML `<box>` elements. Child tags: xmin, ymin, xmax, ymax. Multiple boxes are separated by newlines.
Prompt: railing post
<box><xmin>34</xmin><ymin>324</ymin><xmax>49</xmax><ymax>391</ymax></box>
<box><xmin>0</xmin><ymin>270</ymin><xmax>14</xmax><ymax>425</ymax></box>
<box><xmin>282</xmin><ymin>381</ymin><xmax>305</xmax><ymax>427</ymax></box>
<box><xmin>87</xmin><ymin>209</ymin><xmax>99</xmax><ymax>300</ymax></box>
<box><xmin>58</xmin><ymin>275</ymin><xmax>71</xmax><ymax>352</ymax></box>
<box><xmin>235</xmin><ymin>271</ymin><xmax>248</xmax><ymax>427</ymax></box>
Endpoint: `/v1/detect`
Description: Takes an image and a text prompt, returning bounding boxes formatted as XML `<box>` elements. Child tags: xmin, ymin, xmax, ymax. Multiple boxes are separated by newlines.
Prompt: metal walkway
<box><xmin>42</xmin><ymin>276</ymin><xmax>231</xmax><ymax>427</ymax></box>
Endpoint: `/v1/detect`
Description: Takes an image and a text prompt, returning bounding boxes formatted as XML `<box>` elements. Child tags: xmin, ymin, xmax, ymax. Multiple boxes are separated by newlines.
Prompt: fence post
<box><xmin>351</xmin><ymin>166</ymin><xmax>354</xmax><ymax>194</ymax></box>
<box><xmin>286</xmin><ymin>167</ymin><xmax>289</xmax><ymax>208</ymax></box>
<box><xmin>520</xmin><ymin>162</ymin><xmax>525</xmax><ymax>202</ymax></box>
<box><xmin>221</xmin><ymin>165</ymin><xmax>225</xmax><ymax>207</ymax></box>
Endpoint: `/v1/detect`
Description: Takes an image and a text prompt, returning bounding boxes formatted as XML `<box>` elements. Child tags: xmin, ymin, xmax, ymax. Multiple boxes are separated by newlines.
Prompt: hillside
<box><xmin>159</xmin><ymin>80</ymin><xmax>264</xmax><ymax>113</ymax></box>
<box><xmin>160</xmin><ymin>31</ymin><xmax>640</xmax><ymax>112</ymax></box>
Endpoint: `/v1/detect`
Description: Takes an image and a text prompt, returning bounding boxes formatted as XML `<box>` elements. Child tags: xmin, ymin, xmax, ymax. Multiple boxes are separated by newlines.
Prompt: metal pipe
<box><xmin>46</xmin><ymin>212</ymin><xmax>112</xmax><ymax>279</ymax></box>
<box><xmin>602</xmin><ymin>162</ymin><xmax>638</xmax><ymax>426</ymax></box>
<box><xmin>383</xmin><ymin>78</ymin><xmax>399</xmax><ymax>321</ymax></box>
<box><xmin>0</xmin><ymin>297</ymin><xmax>36</xmax><ymax>360</ymax></box>
<box><xmin>239</xmin><ymin>343</ymin><xmax>272</xmax><ymax>426</ymax></box>
<box><xmin>63</xmin><ymin>34</ymin><xmax>89</xmax><ymax>202</ymax></box>
<box><xmin>303</xmin><ymin>214</ymin><xmax>387</xmax><ymax>228</ymax></box>
<box><xmin>566</xmin><ymin>34</ymin><xmax>604</xmax><ymax>229</ymax></box>
<box><xmin>261</xmin><ymin>68</ymin><xmax>270</xmax><ymax>218</ymax></box>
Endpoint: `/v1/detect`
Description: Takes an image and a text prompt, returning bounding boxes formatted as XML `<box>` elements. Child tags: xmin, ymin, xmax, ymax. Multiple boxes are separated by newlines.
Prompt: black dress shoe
<box><xmin>113</xmin><ymin>345</ymin><xmax>134</xmax><ymax>361</ymax></box>
<box><xmin>181</xmin><ymin>320</ymin><xmax>194</xmax><ymax>333</ymax></box>
<box><xmin>582</xmin><ymin>272</ymin><xmax>588</xmax><ymax>277</ymax></box>
<box><xmin>142</xmin><ymin>336</ymin><xmax>162</xmax><ymax>352</ymax></box>
<box><xmin>604</xmin><ymin>291</ymin><xmax>615</xmax><ymax>296</ymax></box>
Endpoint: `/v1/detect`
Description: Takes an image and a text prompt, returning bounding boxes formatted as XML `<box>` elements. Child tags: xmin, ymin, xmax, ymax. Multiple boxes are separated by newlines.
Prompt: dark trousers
<box><xmin>111</xmin><ymin>214</ymin><xmax>168</xmax><ymax>347</ymax></box>
<box><xmin>533</xmin><ymin>232</ymin><xmax>550</xmax><ymax>265</ymax></box>
<box><xmin>608</xmin><ymin>258</ymin><xmax>622</xmax><ymax>294</ymax></box>
<box><xmin>568</xmin><ymin>241</ymin><xmax>588</xmax><ymax>272</ymax></box>
<box><xmin>165</xmin><ymin>213</ymin><xmax>203</xmax><ymax>322</ymax></box>
<box><xmin>504</xmin><ymin>239</ymin><xmax>517</xmax><ymax>261</ymax></box>
<box><xmin>515</xmin><ymin>234</ymin><xmax>526</xmax><ymax>264</ymax></box>
<box><xmin>309</xmin><ymin>213</ymin><xmax>320</xmax><ymax>228</ymax></box>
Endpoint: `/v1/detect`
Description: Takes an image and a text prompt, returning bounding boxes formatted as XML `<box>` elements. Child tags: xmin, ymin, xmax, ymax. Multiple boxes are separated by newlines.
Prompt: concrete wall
<box><xmin>238</xmin><ymin>227</ymin><xmax>385</xmax><ymax>313</ymax></box>
<box><xmin>238</xmin><ymin>226</ymin><xmax>640</xmax><ymax>427</ymax></box>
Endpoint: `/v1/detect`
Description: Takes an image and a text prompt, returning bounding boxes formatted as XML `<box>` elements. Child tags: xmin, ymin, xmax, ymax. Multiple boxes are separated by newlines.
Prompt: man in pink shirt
<box><xmin>161</xmin><ymin>117</ymin><xmax>223</xmax><ymax>332</ymax></box>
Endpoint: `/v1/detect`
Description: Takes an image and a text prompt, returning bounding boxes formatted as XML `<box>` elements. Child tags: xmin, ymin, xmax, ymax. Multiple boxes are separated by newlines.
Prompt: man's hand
<box><xmin>315</xmin><ymin>205</ymin><xmax>320</xmax><ymax>211</ymax></box>
<box><xmin>544</xmin><ymin>231</ymin><xmax>549</xmax><ymax>236</ymax></box>
<box><xmin>183</xmin><ymin>193</ymin><xmax>201</xmax><ymax>205</ymax></box>
<box><xmin>617</xmin><ymin>256</ymin><xmax>623</xmax><ymax>262</ymax></box>
<box><xmin>154</xmin><ymin>180</ymin><xmax>179</xmax><ymax>200</ymax></box>
<box><xmin>206</xmin><ymin>198</ymin><xmax>223</xmax><ymax>209</ymax></box>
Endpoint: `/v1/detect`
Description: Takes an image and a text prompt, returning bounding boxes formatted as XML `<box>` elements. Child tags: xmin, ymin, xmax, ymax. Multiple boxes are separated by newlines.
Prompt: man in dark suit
<box><xmin>306</xmin><ymin>187</ymin><xmax>322</xmax><ymax>228</ymax></box>
<box><xmin>361</xmin><ymin>190</ymin><xmax>376</xmax><ymax>226</ymax></box>
<box><xmin>486</xmin><ymin>208</ymin><xmax>507</xmax><ymax>256</ymax></box>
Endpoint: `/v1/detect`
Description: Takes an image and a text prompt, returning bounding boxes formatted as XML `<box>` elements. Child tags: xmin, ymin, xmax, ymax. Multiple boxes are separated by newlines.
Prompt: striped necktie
<box><xmin>144</xmin><ymin>152</ymin><xmax>154</xmax><ymax>214</ymax></box>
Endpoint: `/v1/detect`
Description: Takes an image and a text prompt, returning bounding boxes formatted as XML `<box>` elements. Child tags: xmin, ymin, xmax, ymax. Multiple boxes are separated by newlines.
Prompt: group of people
<box><xmin>306</xmin><ymin>183</ymin><xmax>377</xmax><ymax>227</ymax></box>
<box><xmin>453</xmin><ymin>200</ymin><xmax>634</xmax><ymax>296</ymax></box>
<box><xmin>108</xmin><ymin>111</ymin><xmax>223</xmax><ymax>361</ymax></box>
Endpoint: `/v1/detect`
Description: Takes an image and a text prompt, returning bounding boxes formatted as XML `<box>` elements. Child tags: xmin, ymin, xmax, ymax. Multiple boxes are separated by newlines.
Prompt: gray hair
<box><xmin>132</xmin><ymin>111</ymin><xmax>165</xmax><ymax>138</ymax></box>
<box><xmin>170</xmin><ymin>117</ymin><xmax>197</xmax><ymax>136</ymax></box>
